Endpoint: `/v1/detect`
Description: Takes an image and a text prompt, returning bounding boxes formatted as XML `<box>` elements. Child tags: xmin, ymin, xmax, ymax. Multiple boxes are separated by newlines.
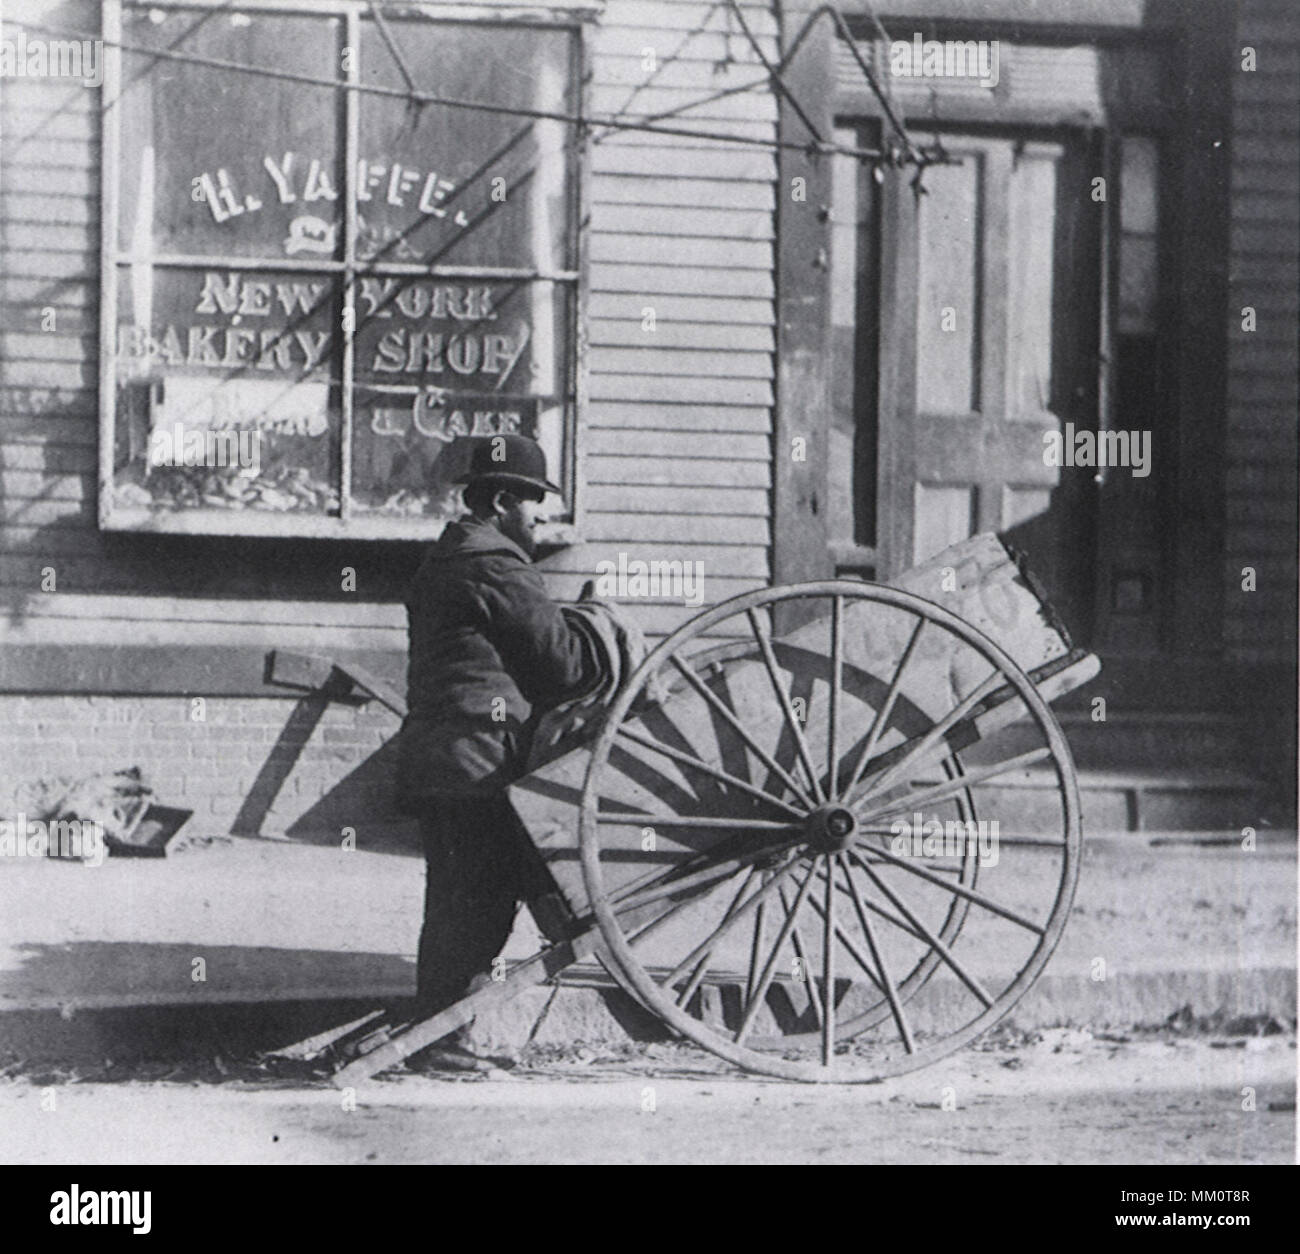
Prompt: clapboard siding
<box><xmin>590</xmin><ymin>234</ymin><xmax>771</xmax><ymax>270</ymax></box>
<box><xmin>592</xmin><ymin>178</ymin><xmax>774</xmax><ymax>210</ymax></box>
<box><xmin>0</xmin><ymin>500</ymin><xmax>94</xmax><ymax>529</ymax></box>
<box><xmin>595</xmin><ymin>119</ymin><xmax>776</xmax><ymax>146</ymax></box>
<box><xmin>0</xmin><ymin>614</ymin><xmax>406</xmax><ymax>652</ymax></box>
<box><xmin>544</xmin><ymin>541</ymin><xmax>769</xmax><ymax>577</ymax></box>
<box><xmin>0</xmin><ymin>0</ymin><xmax>776</xmax><ymax>657</ymax></box>
<box><xmin>588</xmin><ymin>374</ymin><xmax>773</xmax><ymax>406</ymax></box>
<box><xmin>3</xmin><ymin>193</ymin><xmax>99</xmax><ymax>225</ymax></box>
<box><xmin>0</xmin><ymin>166</ymin><xmax>98</xmax><ymax>197</ymax></box>
<box><xmin>596</xmin><ymin>0</ymin><xmax>777</xmax><ymax>33</ymax></box>
<box><xmin>0</xmin><ymin>416</ymin><xmax>97</xmax><ymax>446</ymax></box>
<box><xmin>583</xmin><ymin>512</ymin><xmax>767</xmax><ymax>546</ymax></box>
<box><xmin>591</xmin><ymin>30</ymin><xmax>777</xmax><ymax>65</ymax></box>
<box><xmin>589</xmin><ymin>292</ymin><xmax>771</xmax><ymax>324</ymax></box>
<box><xmin>1</xmin><ymin>332</ymin><xmax>98</xmax><ymax>361</ymax></box>
<box><xmin>1223</xmin><ymin>0</ymin><xmax>1300</xmax><ymax>665</ymax></box>
<box><xmin>590</xmin><ymin>145</ymin><xmax>775</xmax><ymax>180</ymax></box>
<box><xmin>594</xmin><ymin>57</ymin><xmax>768</xmax><ymax>90</ymax></box>
<box><xmin>586</xmin><ymin>429</ymin><xmax>770</xmax><ymax>459</ymax></box>
<box><xmin>1</xmin><ymin>278</ymin><xmax>98</xmax><ymax>307</ymax></box>
<box><xmin>590</xmin><ymin>262</ymin><xmax>774</xmax><ymax>297</ymax></box>
<box><xmin>587</xmin><ymin>454</ymin><xmax>770</xmax><ymax>487</ymax></box>
<box><xmin>588</xmin><ymin>347</ymin><xmax>772</xmax><ymax>378</ymax></box>
<box><xmin>585</xmin><ymin>482</ymin><xmax>768</xmax><ymax>516</ymax></box>
<box><xmin>0</xmin><ymin>0</ymin><xmax>387</xmax><ymax>640</ymax></box>
<box><xmin>588</xmin><ymin>401</ymin><xmax>770</xmax><ymax>431</ymax></box>
<box><xmin>593</xmin><ymin>205</ymin><xmax>773</xmax><ymax>239</ymax></box>
<box><xmin>591</xmin><ymin>321</ymin><xmax>774</xmax><ymax>350</ymax></box>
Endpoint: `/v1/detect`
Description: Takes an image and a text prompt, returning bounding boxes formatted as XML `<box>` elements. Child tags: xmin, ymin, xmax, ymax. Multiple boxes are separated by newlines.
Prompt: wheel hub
<box><xmin>805</xmin><ymin>804</ymin><xmax>859</xmax><ymax>854</ymax></box>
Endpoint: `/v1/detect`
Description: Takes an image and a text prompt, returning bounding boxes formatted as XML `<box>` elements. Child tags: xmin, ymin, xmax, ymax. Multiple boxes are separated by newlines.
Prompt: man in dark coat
<box><xmin>397</xmin><ymin>435</ymin><xmax>600</xmax><ymax>1036</ymax></box>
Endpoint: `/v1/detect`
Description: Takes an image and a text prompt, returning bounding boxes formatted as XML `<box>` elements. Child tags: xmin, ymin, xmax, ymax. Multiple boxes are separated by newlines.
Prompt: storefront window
<box><xmin>102</xmin><ymin>1</ymin><xmax>581</xmax><ymax>537</ymax></box>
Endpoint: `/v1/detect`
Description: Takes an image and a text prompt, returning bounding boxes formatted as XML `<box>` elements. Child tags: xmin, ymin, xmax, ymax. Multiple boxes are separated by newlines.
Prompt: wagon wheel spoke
<box><xmin>580</xmin><ymin>577</ymin><xmax>1083</xmax><ymax>1083</ymax></box>
<box><xmin>856</xmin><ymin>825</ymin><xmax>1060</xmax><ymax>858</ymax></box>
<box><xmin>625</xmin><ymin>851</ymin><xmax>798</xmax><ymax>958</ymax></box>
<box><xmin>800</xmin><ymin>872</ymin><xmax>885</xmax><ymax>995</ymax></box>
<box><xmin>746</xmin><ymin>878</ymin><xmax>767</xmax><ymax>1005</ymax></box>
<box><xmin>604</xmin><ymin>806</ymin><xmax>802</xmax><ymax>908</ymax></box>
<box><xmin>673</xmin><ymin>868</ymin><xmax>757</xmax><ymax>1008</ymax></box>
<box><xmin>597</xmin><ymin>813</ymin><xmax>803</xmax><ymax>833</ymax></box>
<box><xmin>669</xmin><ymin>654</ymin><xmax>815</xmax><ymax>809</ymax></box>
<box><xmin>777</xmin><ymin>882</ymin><xmax>825</xmax><ymax>1027</ymax></box>
<box><xmin>850</xmin><ymin>842</ymin><xmax>1044</xmax><ymax>935</ymax></box>
<box><xmin>820</xmin><ymin>856</ymin><xmax>836</xmax><ymax>1064</ymax></box>
<box><xmin>828</xmin><ymin>595</ymin><xmax>844</xmax><ymax>799</ymax></box>
<box><xmin>615</xmin><ymin>726</ymin><xmax>807</xmax><ymax>819</ymax></box>
<box><xmin>624</xmin><ymin>865</ymin><xmax>758</xmax><ymax>948</ymax></box>
<box><xmin>851</xmin><ymin>669</ymin><xmax>1004</xmax><ymax>810</ymax></box>
<box><xmin>980</xmin><ymin>834</ymin><xmax>1068</xmax><ymax>848</ymax></box>
<box><xmin>838</xmin><ymin>616</ymin><xmax>925</xmax><ymax>801</ymax></box>
<box><xmin>734</xmin><ymin>861</ymin><xmax>820</xmax><ymax>1045</ymax></box>
<box><xmin>837</xmin><ymin>853</ymin><xmax>915</xmax><ymax>1052</ymax></box>
<box><xmin>831</xmin><ymin>867</ymin><xmax>929</xmax><ymax>937</ymax></box>
<box><xmin>746</xmin><ymin>607</ymin><xmax>826</xmax><ymax>803</ymax></box>
<box><xmin>659</xmin><ymin>853</ymin><xmax>806</xmax><ymax>990</ymax></box>
<box><xmin>856</xmin><ymin>746</ymin><xmax>1052</xmax><ymax>824</ymax></box>
<box><xmin>847</xmin><ymin>850</ymin><xmax>995</xmax><ymax>1009</ymax></box>
<box><xmin>613</xmin><ymin>837</ymin><xmax>797</xmax><ymax>915</ymax></box>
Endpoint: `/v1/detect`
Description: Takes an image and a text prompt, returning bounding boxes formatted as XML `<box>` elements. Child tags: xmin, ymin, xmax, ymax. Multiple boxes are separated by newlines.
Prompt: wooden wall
<box><xmin>2</xmin><ymin>0</ymin><xmax>1295</xmax><ymax>682</ymax></box>
<box><xmin>545</xmin><ymin>0</ymin><xmax>776</xmax><ymax>638</ymax></box>
<box><xmin>1224</xmin><ymin>0</ymin><xmax>1300</xmax><ymax>667</ymax></box>
<box><xmin>0</xmin><ymin>0</ymin><xmax>777</xmax><ymax>694</ymax></box>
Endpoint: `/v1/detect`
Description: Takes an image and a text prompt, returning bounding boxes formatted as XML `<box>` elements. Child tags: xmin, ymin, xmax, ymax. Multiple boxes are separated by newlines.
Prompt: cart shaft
<box><xmin>333</xmin><ymin>926</ymin><xmax>605</xmax><ymax>1086</ymax></box>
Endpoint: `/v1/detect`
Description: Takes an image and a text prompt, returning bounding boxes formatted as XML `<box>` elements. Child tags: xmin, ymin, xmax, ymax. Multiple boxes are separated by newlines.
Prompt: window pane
<box><xmin>1006</xmin><ymin>146</ymin><xmax>1059</xmax><ymax>417</ymax></box>
<box><xmin>358</xmin><ymin>18</ymin><xmax>574</xmax><ymax>271</ymax></box>
<box><xmin>352</xmin><ymin>279</ymin><xmax>563</xmax><ymax>396</ymax></box>
<box><xmin>1120</xmin><ymin>137</ymin><xmax>1159</xmax><ymax>235</ymax></box>
<box><xmin>113</xmin><ymin>266</ymin><xmax>341</xmax><ymax>516</ymax></box>
<box><xmin>350</xmin><ymin>282</ymin><xmax>570</xmax><ymax>516</ymax></box>
<box><xmin>107</xmin><ymin>6</ymin><xmax>580</xmax><ymax>535</ymax></box>
<box><xmin>914</xmin><ymin>483</ymin><xmax>975</xmax><ymax>564</ymax></box>
<box><xmin>1119</xmin><ymin>137</ymin><xmax>1160</xmax><ymax>335</ymax></box>
<box><xmin>916</xmin><ymin>156</ymin><xmax>981</xmax><ymax>413</ymax></box>
<box><xmin>117</xmin><ymin>7</ymin><xmax>344</xmax><ymax>260</ymax></box>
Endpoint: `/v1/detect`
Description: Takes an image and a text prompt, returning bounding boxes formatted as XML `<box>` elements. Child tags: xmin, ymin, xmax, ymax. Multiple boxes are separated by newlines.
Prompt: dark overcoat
<box><xmin>396</xmin><ymin>516</ymin><xmax>599</xmax><ymax>808</ymax></box>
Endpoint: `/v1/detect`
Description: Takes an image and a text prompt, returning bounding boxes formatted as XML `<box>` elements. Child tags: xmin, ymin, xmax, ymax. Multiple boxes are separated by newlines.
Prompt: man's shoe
<box><xmin>406</xmin><ymin>1042</ymin><xmax>519</xmax><ymax>1076</ymax></box>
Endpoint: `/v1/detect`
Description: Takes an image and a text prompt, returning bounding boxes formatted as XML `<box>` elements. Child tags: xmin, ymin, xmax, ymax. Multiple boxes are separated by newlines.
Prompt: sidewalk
<box><xmin>0</xmin><ymin>831</ymin><xmax>1294</xmax><ymax>1059</ymax></box>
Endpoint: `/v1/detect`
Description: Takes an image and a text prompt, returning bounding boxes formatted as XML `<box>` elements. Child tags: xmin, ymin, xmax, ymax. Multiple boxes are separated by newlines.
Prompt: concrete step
<box><xmin>965</xmin><ymin>767</ymin><xmax>1266</xmax><ymax>834</ymax></box>
<box><xmin>948</xmin><ymin>711</ymin><xmax>1265</xmax><ymax>832</ymax></box>
<box><xmin>1055</xmin><ymin>711</ymin><xmax>1252</xmax><ymax>772</ymax></box>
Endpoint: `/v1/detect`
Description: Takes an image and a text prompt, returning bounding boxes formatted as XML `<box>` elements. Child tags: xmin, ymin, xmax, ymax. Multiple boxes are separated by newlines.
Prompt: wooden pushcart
<box><xmin>292</xmin><ymin>533</ymin><xmax>1099</xmax><ymax>1085</ymax></box>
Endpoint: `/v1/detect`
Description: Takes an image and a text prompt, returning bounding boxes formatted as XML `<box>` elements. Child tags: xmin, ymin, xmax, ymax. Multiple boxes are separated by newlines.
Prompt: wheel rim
<box><xmin>578</xmin><ymin>581</ymin><xmax>1082</xmax><ymax>1083</ymax></box>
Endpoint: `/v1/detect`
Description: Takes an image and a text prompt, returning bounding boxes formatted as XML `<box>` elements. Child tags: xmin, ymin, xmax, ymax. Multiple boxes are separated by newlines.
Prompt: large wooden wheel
<box><xmin>577</xmin><ymin>581</ymin><xmax>1082</xmax><ymax>1082</ymax></box>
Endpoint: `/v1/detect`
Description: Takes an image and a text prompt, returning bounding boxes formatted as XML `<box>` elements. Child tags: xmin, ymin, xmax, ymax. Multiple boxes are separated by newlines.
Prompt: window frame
<box><xmin>98</xmin><ymin>0</ymin><xmax>592</xmax><ymax>542</ymax></box>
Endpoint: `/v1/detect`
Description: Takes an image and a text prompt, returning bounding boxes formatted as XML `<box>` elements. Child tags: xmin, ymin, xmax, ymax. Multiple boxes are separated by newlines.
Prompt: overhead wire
<box><xmin>9</xmin><ymin>13</ymin><xmax>940</xmax><ymax>167</ymax></box>
<box><xmin>592</xmin><ymin>0</ymin><xmax>727</xmax><ymax>143</ymax></box>
<box><xmin>722</xmin><ymin>0</ymin><xmax>824</xmax><ymax>145</ymax></box>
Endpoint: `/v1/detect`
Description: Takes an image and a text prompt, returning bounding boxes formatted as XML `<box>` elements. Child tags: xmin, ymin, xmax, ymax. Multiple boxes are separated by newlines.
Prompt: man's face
<box><xmin>497</xmin><ymin>488</ymin><xmax>548</xmax><ymax>557</ymax></box>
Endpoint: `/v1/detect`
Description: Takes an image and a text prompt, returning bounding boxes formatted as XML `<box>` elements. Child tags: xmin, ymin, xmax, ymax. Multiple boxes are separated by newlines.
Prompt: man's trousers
<box><xmin>415</xmin><ymin>791</ymin><xmax>553</xmax><ymax>1018</ymax></box>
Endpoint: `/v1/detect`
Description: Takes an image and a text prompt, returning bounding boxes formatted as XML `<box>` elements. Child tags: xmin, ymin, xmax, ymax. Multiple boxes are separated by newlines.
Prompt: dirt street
<box><xmin>3</xmin><ymin>1031</ymin><xmax>1293</xmax><ymax>1165</ymax></box>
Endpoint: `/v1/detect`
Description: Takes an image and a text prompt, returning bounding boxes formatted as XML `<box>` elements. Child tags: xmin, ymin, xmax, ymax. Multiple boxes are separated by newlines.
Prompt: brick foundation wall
<box><xmin>0</xmin><ymin>694</ymin><xmax>416</xmax><ymax>850</ymax></box>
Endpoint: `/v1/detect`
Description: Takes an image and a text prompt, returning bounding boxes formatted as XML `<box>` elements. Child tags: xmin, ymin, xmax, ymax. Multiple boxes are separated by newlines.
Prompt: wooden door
<box><xmin>881</xmin><ymin>131</ymin><xmax>1102</xmax><ymax>642</ymax></box>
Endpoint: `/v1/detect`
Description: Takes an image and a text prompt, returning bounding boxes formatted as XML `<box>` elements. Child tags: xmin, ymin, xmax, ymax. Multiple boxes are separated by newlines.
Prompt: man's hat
<box><xmin>456</xmin><ymin>434</ymin><xmax>561</xmax><ymax>496</ymax></box>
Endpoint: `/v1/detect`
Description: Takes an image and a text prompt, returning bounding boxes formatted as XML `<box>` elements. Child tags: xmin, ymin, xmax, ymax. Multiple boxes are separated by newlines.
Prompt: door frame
<box><xmin>773</xmin><ymin>2</ymin><xmax>1233</xmax><ymax>663</ymax></box>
